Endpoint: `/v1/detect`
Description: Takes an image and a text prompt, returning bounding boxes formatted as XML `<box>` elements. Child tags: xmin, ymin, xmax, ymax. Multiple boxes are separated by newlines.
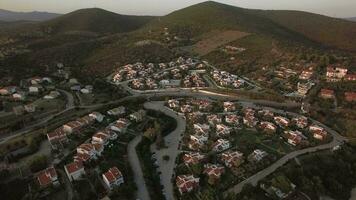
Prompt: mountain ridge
<box><xmin>0</xmin><ymin>8</ymin><xmax>60</xmax><ymax>21</ymax></box>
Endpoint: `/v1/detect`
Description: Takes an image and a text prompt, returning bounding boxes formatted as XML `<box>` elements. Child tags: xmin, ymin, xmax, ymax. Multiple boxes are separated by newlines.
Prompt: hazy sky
<box><xmin>1</xmin><ymin>0</ymin><xmax>355</xmax><ymax>18</ymax></box>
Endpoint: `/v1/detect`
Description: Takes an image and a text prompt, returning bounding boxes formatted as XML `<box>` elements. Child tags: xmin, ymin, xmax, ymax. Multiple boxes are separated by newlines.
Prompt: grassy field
<box><xmin>192</xmin><ymin>30</ymin><xmax>250</xmax><ymax>56</ymax></box>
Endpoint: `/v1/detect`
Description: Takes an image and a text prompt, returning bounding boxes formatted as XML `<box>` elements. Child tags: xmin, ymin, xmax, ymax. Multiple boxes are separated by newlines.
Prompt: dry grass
<box><xmin>192</xmin><ymin>30</ymin><xmax>250</xmax><ymax>56</ymax></box>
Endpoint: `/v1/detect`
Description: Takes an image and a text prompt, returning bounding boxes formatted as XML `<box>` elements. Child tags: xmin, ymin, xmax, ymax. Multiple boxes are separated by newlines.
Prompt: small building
<box><xmin>129</xmin><ymin>110</ymin><xmax>146</xmax><ymax>122</ymax></box>
<box><xmin>220</xmin><ymin>151</ymin><xmax>244</xmax><ymax>168</ymax></box>
<box><xmin>345</xmin><ymin>92</ymin><xmax>356</xmax><ymax>102</ymax></box>
<box><xmin>89</xmin><ymin>112</ymin><xmax>104</xmax><ymax>123</ymax></box>
<box><xmin>107</xmin><ymin>106</ymin><xmax>126</xmax><ymax>116</ymax></box>
<box><xmin>319</xmin><ymin>89</ymin><xmax>335</xmax><ymax>99</ymax></box>
<box><xmin>212</xmin><ymin>139</ymin><xmax>230</xmax><ymax>152</ymax></box>
<box><xmin>64</xmin><ymin>162</ymin><xmax>85</xmax><ymax>182</ymax></box>
<box><xmin>203</xmin><ymin>164</ymin><xmax>225</xmax><ymax>185</ymax></box>
<box><xmin>36</xmin><ymin>166</ymin><xmax>59</xmax><ymax>188</ymax></box>
<box><xmin>182</xmin><ymin>152</ymin><xmax>206</xmax><ymax>166</ymax></box>
<box><xmin>176</xmin><ymin>175</ymin><xmax>199</xmax><ymax>195</ymax></box>
<box><xmin>102</xmin><ymin>167</ymin><xmax>124</xmax><ymax>190</ymax></box>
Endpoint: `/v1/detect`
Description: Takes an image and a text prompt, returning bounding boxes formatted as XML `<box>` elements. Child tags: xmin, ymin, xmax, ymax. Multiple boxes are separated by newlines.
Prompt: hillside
<box><xmin>145</xmin><ymin>1</ymin><xmax>356</xmax><ymax>52</ymax></box>
<box><xmin>39</xmin><ymin>8</ymin><xmax>156</xmax><ymax>34</ymax></box>
<box><xmin>255</xmin><ymin>10</ymin><xmax>356</xmax><ymax>52</ymax></box>
<box><xmin>346</xmin><ymin>17</ymin><xmax>356</xmax><ymax>22</ymax></box>
<box><xmin>0</xmin><ymin>9</ymin><xmax>60</xmax><ymax>21</ymax></box>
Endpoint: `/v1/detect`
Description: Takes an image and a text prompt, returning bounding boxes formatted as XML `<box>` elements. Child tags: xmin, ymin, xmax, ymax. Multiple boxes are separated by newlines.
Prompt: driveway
<box><xmin>127</xmin><ymin>134</ymin><xmax>151</xmax><ymax>200</ymax></box>
<box><xmin>145</xmin><ymin>101</ymin><xmax>186</xmax><ymax>200</ymax></box>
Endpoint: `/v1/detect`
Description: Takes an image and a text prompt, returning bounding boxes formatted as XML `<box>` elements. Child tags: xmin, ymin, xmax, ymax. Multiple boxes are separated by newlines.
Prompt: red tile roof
<box><xmin>65</xmin><ymin>162</ymin><xmax>83</xmax><ymax>174</ymax></box>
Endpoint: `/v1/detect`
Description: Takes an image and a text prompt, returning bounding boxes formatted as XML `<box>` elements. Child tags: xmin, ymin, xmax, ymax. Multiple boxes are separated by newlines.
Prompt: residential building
<box><xmin>89</xmin><ymin>112</ymin><xmax>104</xmax><ymax>123</ymax></box>
<box><xmin>129</xmin><ymin>110</ymin><xmax>146</xmax><ymax>122</ymax></box>
<box><xmin>345</xmin><ymin>92</ymin><xmax>356</xmax><ymax>102</ymax></box>
<box><xmin>223</xmin><ymin>102</ymin><xmax>236</xmax><ymax>112</ymax></box>
<box><xmin>36</xmin><ymin>166</ymin><xmax>59</xmax><ymax>188</ymax></box>
<box><xmin>102</xmin><ymin>167</ymin><xmax>124</xmax><ymax>189</ymax></box>
<box><xmin>292</xmin><ymin>116</ymin><xmax>308</xmax><ymax>129</ymax></box>
<box><xmin>107</xmin><ymin>106</ymin><xmax>126</xmax><ymax>116</ymax></box>
<box><xmin>64</xmin><ymin>162</ymin><xmax>85</xmax><ymax>182</ymax></box>
<box><xmin>259</xmin><ymin>121</ymin><xmax>277</xmax><ymax>134</ymax></box>
<box><xmin>274</xmin><ymin>116</ymin><xmax>290</xmax><ymax>127</ymax></box>
<box><xmin>47</xmin><ymin>128</ymin><xmax>68</xmax><ymax>149</ymax></box>
<box><xmin>320</xmin><ymin>89</ymin><xmax>335</xmax><ymax>99</ymax></box>
<box><xmin>203</xmin><ymin>164</ymin><xmax>225</xmax><ymax>185</ymax></box>
<box><xmin>220</xmin><ymin>151</ymin><xmax>244</xmax><ymax>168</ymax></box>
<box><xmin>248</xmin><ymin>149</ymin><xmax>268</xmax><ymax>163</ymax></box>
<box><xmin>216</xmin><ymin>124</ymin><xmax>231</xmax><ymax>137</ymax></box>
<box><xmin>176</xmin><ymin>175</ymin><xmax>199</xmax><ymax>194</ymax></box>
<box><xmin>182</xmin><ymin>152</ymin><xmax>206</xmax><ymax>165</ymax></box>
<box><xmin>212</xmin><ymin>139</ymin><xmax>230</xmax><ymax>152</ymax></box>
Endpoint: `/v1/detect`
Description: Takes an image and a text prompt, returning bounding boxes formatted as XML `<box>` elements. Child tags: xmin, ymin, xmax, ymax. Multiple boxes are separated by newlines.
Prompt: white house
<box><xmin>64</xmin><ymin>162</ymin><xmax>85</xmax><ymax>182</ymax></box>
<box><xmin>89</xmin><ymin>112</ymin><xmax>104</xmax><ymax>123</ymax></box>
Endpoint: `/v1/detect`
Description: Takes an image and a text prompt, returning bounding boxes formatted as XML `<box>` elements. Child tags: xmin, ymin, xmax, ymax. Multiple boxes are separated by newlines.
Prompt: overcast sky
<box><xmin>1</xmin><ymin>0</ymin><xmax>355</xmax><ymax>18</ymax></box>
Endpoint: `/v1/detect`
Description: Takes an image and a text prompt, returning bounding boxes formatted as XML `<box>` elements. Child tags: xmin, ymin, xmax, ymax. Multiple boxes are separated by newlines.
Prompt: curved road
<box><xmin>127</xmin><ymin>134</ymin><xmax>151</xmax><ymax>200</ymax></box>
<box><xmin>145</xmin><ymin>101</ymin><xmax>186</xmax><ymax>200</ymax></box>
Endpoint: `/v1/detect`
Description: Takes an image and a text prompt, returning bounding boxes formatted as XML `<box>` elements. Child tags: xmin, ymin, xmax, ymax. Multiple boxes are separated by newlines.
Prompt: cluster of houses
<box><xmin>211</xmin><ymin>70</ymin><xmax>245</xmax><ymax>89</ymax></box>
<box><xmin>126</xmin><ymin>58</ymin><xmax>208</xmax><ymax>90</ymax></box>
<box><xmin>41</xmin><ymin>106</ymin><xmax>147</xmax><ymax>191</ymax></box>
<box><xmin>319</xmin><ymin>89</ymin><xmax>356</xmax><ymax>102</ymax></box>
<box><xmin>326</xmin><ymin>65</ymin><xmax>356</xmax><ymax>82</ymax></box>
<box><xmin>170</xmin><ymin>98</ymin><xmax>331</xmax><ymax>195</ymax></box>
<box><xmin>0</xmin><ymin>76</ymin><xmax>58</xmax><ymax>102</ymax></box>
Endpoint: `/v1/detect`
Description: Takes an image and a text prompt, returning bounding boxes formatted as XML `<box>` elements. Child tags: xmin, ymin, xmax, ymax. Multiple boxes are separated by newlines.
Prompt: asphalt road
<box><xmin>127</xmin><ymin>133</ymin><xmax>151</xmax><ymax>200</ymax></box>
<box><xmin>145</xmin><ymin>101</ymin><xmax>186</xmax><ymax>200</ymax></box>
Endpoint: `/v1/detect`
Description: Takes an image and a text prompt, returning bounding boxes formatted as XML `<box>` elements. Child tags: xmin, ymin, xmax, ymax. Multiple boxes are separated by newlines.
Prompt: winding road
<box><xmin>145</xmin><ymin>101</ymin><xmax>186</xmax><ymax>200</ymax></box>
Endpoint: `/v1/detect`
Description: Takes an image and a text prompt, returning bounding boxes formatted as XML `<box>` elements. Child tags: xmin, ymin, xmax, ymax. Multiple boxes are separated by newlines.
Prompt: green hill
<box><xmin>39</xmin><ymin>8</ymin><xmax>155</xmax><ymax>34</ymax></box>
<box><xmin>145</xmin><ymin>1</ymin><xmax>356</xmax><ymax>52</ymax></box>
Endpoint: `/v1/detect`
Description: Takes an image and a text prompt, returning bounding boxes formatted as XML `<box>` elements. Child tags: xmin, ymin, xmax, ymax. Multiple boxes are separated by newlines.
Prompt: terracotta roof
<box><xmin>37</xmin><ymin>166</ymin><xmax>57</xmax><ymax>187</ymax></box>
<box><xmin>103</xmin><ymin>167</ymin><xmax>123</xmax><ymax>183</ymax></box>
<box><xmin>65</xmin><ymin>162</ymin><xmax>83</xmax><ymax>174</ymax></box>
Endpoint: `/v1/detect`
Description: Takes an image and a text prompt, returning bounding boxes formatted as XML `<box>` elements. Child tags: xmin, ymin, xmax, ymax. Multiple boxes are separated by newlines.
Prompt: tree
<box><xmin>29</xmin><ymin>155</ymin><xmax>47</xmax><ymax>173</ymax></box>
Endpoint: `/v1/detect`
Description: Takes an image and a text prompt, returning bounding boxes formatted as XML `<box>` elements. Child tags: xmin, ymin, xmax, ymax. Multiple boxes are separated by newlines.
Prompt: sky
<box><xmin>0</xmin><ymin>0</ymin><xmax>355</xmax><ymax>18</ymax></box>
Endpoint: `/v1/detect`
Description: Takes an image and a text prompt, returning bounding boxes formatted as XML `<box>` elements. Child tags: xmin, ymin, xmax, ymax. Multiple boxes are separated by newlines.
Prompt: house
<box><xmin>64</xmin><ymin>162</ymin><xmax>85</xmax><ymax>182</ymax></box>
<box><xmin>225</xmin><ymin>114</ymin><xmax>240</xmax><ymax>125</ymax></box>
<box><xmin>344</xmin><ymin>74</ymin><xmax>356</xmax><ymax>81</ymax></box>
<box><xmin>129</xmin><ymin>110</ymin><xmax>146</xmax><ymax>122</ymax></box>
<box><xmin>107</xmin><ymin>106</ymin><xmax>126</xmax><ymax>116</ymax></box>
<box><xmin>326</xmin><ymin>66</ymin><xmax>348</xmax><ymax>81</ymax></box>
<box><xmin>223</xmin><ymin>102</ymin><xmax>236</xmax><ymax>112</ymax></box>
<box><xmin>203</xmin><ymin>164</ymin><xmax>225</xmax><ymax>184</ymax></box>
<box><xmin>168</xmin><ymin>99</ymin><xmax>179</xmax><ymax>108</ymax></box>
<box><xmin>274</xmin><ymin>116</ymin><xmax>290</xmax><ymax>128</ymax></box>
<box><xmin>76</xmin><ymin>143</ymin><xmax>103</xmax><ymax>161</ymax></box>
<box><xmin>299</xmin><ymin>70</ymin><xmax>313</xmax><ymax>80</ymax></box>
<box><xmin>193</xmin><ymin>123</ymin><xmax>210</xmax><ymax>135</ymax></box>
<box><xmin>243</xmin><ymin>115</ymin><xmax>258</xmax><ymax>128</ymax></box>
<box><xmin>180</xmin><ymin>104</ymin><xmax>193</xmax><ymax>113</ymax></box>
<box><xmin>24</xmin><ymin>104</ymin><xmax>36</xmax><ymax>113</ymax></box>
<box><xmin>102</xmin><ymin>167</ymin><xmax>124</xmax><ymax>190</ymax></box>
<box><xmin>188</xmin><ymin>134</ymin><xmax>208</xmax><ymax>151</ymax></box>
<box><xmin>292</xmin><ymin>116</ymin><xmax>308</xmax><ymax>129</ymax></box>
<box><xmin>36</xmin><ymin>166</ymin><xmax>59</xmax><ymax>188</ymax></box>
<box><xmin>345</xmin><ymin>92</ymin><xmax>356</xmax><ymax>102</ymax></box>
<box><xmin>284</xmin><ymin>130</ymin><xmax>304</xmax><ymax>146</ymax></box>
<box><xmin>63</xmin><ymin>116</ymin><xmax>95</xmax><ymax>134</ymax></box>
<box><xmin>248</xmin><ymin>149</ymin><xmax>268</xmax><ymax>163</ymax></box>
<box><xmin>0</xmin><ymin>86</ymin><xmax>17</xmax><ymax>95</ymax></box>
<box><xmin>216</xmin><ymin>124</ymin><xmax>231</xmax><ymax>137</ymax></box>
<box><xmin>12</xmin><ymin>92</ymin><xmax>26</xmax><ymax>101</ymax></box>
<box><xmin>29</xmin><ymin>85</ymin><xmax>41</xmax><ymax>94</ymax></box>
<box><xmin>47</xmin><ymin>128</ymin><xmax>68</xmax><ymax>149</ymax></box>
<box><xmin>309</xmin><ymin>125</ymin><xmax>328</xmax><ymax>140</ymax></box>
<box><xmin>44</xmin><ymin>91</ymin><xmax>61</xmax><ymax>99</ymax></box>
<box><xmin>206</xmin><ymin>114</ymin><xmax>222</xmax><ymax>125</ymax></box>
<box><xmin>212</xmin><ymin>139</ymin><xmax>230</xmax><ymax>152</ymax></box>
<box><xmin>110</xmin><ymin>118</ymin><xmax>130</xmax><ymax>133</ymax></box>
<box><xmin>182</xmin><ymin>152</ymin><xmax>206</xmax><ymax>165</ymax></box>
<box><xmin>320</xmin><ymin>89</ymin><xmax>335</xmax><ymax>99</ymax></box>
<box><xmin>220</xmin><ymin>151</ymin><xmax>244</xmax><ymax>168</ymax></box>
<box><xmin>89</xmin><ymin>112</ymin><xmax>104</xmax><ymax>123</ymax></box>
<box><xmin>92</xmin><ymin>131</ymin><xmax>110</xmax><ymax>145</ymax></box>
<box><xmin>258</xmin><ymin>109</ymin><xmax>274</xmax><ymax>119</ymax></box>
<box><xmin>259</xmin><ymin>121</ymin><xmax>277</xmax><ymax>134</ymax></box>
<box><xmin>176</xmin><ymin>175</ymin><xmax>199</xmax><ymax>194</ymax></box>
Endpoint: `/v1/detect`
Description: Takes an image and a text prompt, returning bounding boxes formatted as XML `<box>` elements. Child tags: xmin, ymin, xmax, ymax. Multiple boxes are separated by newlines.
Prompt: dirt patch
<box><xmin>193</xmin><ymin>30</ymin><xmax>250</xmax><ymax>56</ymax></box>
